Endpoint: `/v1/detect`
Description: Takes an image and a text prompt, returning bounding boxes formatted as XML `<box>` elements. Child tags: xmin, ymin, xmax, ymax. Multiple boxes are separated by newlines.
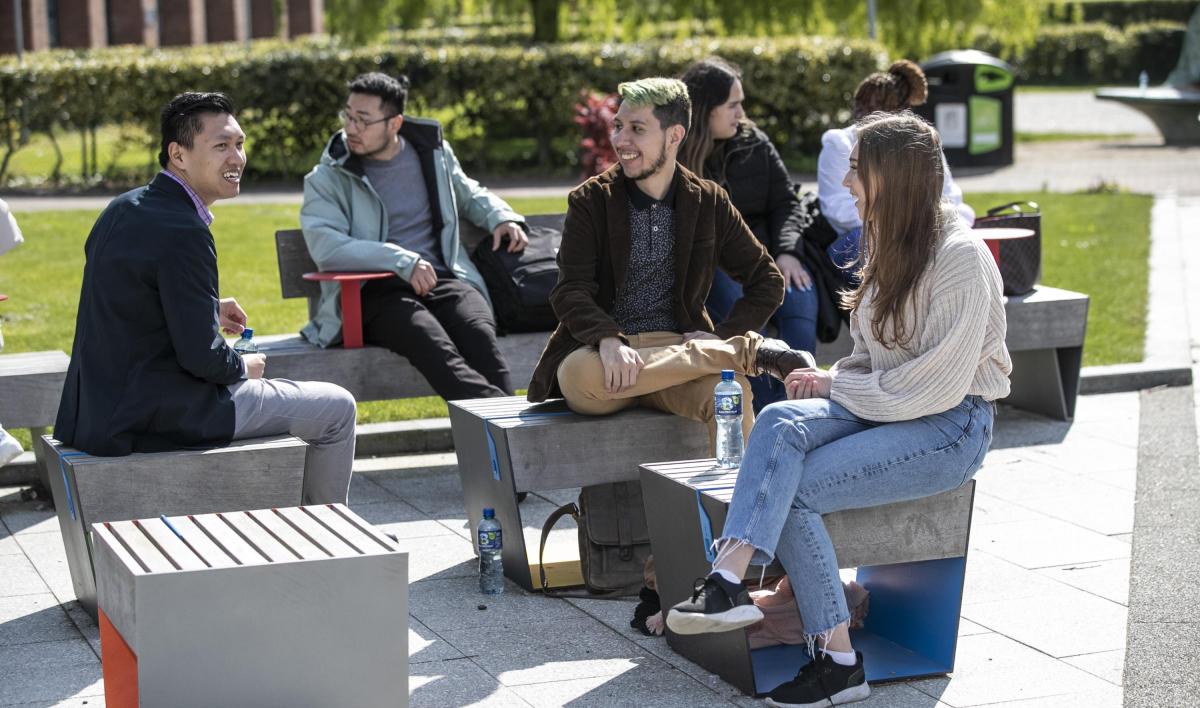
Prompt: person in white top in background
<box><xmin>0</xmin><ymin>198</ymin><xmax>25</xmax><ymax>465</ymax></box>
<box><xmin>665</xmin><ymin>111</ymin><xmax>1011</xmax><ymax>708</ymax></box>
<box><xmin>818</xmin><ymin>60</ymin><xmax>974</xmax><ymax>282</ymax></box>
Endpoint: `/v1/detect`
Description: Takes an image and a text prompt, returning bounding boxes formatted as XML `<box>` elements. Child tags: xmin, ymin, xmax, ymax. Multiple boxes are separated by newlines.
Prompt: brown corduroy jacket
<box><xmin>526</xmin><ymin>164</ymin><xmax>785</xmax><ymax>402</ymax></box>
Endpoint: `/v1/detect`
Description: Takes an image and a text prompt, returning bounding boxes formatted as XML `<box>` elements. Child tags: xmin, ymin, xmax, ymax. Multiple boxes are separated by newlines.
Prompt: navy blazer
<box><xmin>54</xmin><ymin>173</ymin><xmax>245</xmax><ymax>456</ymax></box>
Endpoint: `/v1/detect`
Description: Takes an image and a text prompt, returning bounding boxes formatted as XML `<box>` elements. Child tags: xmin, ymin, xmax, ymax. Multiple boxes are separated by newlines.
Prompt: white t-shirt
<box><xmin>0</xmin><ymin>198</ymin><xmax>23</xmax><ymax>257</ymax></box>
<box><xmin>817</xmin><ymin>126</ymin><xmax>975</xmax><ymax>236</ymax></box>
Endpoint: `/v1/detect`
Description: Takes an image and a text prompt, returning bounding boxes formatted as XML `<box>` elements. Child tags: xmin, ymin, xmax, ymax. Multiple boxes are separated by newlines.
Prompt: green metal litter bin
<box><xmin>915</xmin><ymin>50</ymin><xmax>1015</xmax><ymax>168</ymax></box>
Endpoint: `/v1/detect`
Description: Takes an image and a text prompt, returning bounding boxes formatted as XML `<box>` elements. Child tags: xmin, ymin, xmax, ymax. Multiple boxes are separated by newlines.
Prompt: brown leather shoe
<box><xmin>755</xmin><ymin>338</ymin><xmax>816</xmax><ymax>381</ymax></box>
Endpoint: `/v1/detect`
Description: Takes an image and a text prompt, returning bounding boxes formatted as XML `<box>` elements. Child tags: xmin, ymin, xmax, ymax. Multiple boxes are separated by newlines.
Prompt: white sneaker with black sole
<box><xmin>0</xmin><ymin>428</ymin><xmax>23</xmax><ymax>467</ymax></box>
<box><xmin>665</xmin><ymin>572</ymin><xmax>763</xmax><ymax>635</ymax></box>
<box><xmin>764</xmin><ymin>651</ymin><xmax>871</xmax><ymax>708</ymax></box>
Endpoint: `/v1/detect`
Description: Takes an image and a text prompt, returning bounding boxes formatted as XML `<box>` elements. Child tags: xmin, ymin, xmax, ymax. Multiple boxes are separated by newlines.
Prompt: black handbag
<box><xmin>973</xmin><ymin>201</ymin><xmax>1041</xmax><ymax>296</ymax></box>
<box><xmin>470</xmin><ymin>225</ymin><xmax>561</xmax><ymax>333</ymax></box>
<box><xmin>538</xmin><ymin>481</ymin><xmax>651</xmax><ymax>597</ymax></box>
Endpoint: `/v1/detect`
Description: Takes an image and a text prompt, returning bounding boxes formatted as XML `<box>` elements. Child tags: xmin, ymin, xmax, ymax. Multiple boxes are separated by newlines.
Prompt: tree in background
<box><xmin>363</xmin><ymin>0</ymin><xmax>1042</xmax><ymax>59</ymax></box>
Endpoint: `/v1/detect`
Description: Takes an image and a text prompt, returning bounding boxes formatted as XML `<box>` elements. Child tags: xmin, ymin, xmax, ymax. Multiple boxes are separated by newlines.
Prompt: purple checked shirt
<box><xmin>161</xmin><ymin>170</ymin><xmax>214</xmax><ymax>226</ymax></box>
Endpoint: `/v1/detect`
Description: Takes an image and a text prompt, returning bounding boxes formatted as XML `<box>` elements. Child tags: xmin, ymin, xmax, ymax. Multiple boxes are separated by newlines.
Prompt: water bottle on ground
<box><xmin>232</xmin><ymin>328</ymin><xmax>258</xmax><ymax>354</ymax></box>
<box><xmin>478</xmin><ymin>507</ymin><xmax>504</xmax><ymax>595</ymax></box>
<box><xmin>714</xmin><ymin>370</ymin><xmax>744</xmax><ymax>469</ymax></box>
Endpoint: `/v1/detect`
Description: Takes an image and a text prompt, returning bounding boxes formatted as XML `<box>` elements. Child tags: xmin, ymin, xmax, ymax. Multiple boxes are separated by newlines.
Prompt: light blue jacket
<box><xmin>299</xmin><ymin>118</ymin><xmax>523</xmax><ymax>347</ymax></box>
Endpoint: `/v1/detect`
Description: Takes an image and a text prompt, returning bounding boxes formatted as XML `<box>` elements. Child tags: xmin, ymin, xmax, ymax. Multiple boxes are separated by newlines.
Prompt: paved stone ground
<box><xmin>1</xmin><ymin>92</ymin><xmax>1196</xmax><ymax>707</ymax></box>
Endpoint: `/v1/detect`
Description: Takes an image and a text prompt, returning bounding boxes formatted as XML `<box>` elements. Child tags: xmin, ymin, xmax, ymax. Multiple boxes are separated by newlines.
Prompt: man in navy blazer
<box><xmin>55</xmin><ymin>92</ymin><xmax>357</xmax><ymax>504</ymax></box>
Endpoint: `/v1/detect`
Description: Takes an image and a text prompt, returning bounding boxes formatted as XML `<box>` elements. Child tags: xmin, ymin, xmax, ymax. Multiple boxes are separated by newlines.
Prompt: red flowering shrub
<box><xmin>574</xmin><ymin>91</ymin><xmax>619</xmax><ymax>179</ymax></box>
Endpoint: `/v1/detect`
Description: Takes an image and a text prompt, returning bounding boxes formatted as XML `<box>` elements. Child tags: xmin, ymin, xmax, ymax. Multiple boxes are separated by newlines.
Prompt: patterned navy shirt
<box><xmin>612</xmin><ymin>173</ymin><xmax>680</xmax><ymax>335</ymax></box>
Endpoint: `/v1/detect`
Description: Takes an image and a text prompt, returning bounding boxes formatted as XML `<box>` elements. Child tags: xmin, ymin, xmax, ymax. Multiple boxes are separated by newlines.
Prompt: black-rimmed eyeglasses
<box><xmin>338</xmin><ymin>110</ymin><xmax>398</xmax><ymax>132</ymax></box>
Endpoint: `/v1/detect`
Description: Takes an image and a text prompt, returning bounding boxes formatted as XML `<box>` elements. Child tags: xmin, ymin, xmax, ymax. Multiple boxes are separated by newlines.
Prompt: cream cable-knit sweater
<box><xmin>829</xmin><ymin>208</ymin><xmax>1013</xmax><ymax>422</ymax></box>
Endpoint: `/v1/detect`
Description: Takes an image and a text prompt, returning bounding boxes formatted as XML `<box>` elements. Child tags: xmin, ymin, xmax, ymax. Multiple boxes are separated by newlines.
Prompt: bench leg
<box><xmin>1004</xmin><ymin>346</ymin><xmax>1081</xmax><ymax>421</ymax></box>
<box><xmin>39</xmin><ymin>436</ymin><xmax>99</xmax><ymax>618</ymax></box>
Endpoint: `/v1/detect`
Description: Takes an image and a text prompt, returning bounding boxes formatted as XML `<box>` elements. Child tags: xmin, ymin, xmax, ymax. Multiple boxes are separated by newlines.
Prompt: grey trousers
<box><xmin>229</xmin><ymin>378</ymin><xmax>357</xmax><ymax>505</ymax></box>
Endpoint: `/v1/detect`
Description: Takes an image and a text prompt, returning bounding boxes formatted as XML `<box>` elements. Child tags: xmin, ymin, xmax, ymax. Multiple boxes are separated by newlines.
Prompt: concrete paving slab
<box><xmin>354</xmin><ymin>451</ymin><xmax>458</xmax><ymax>475</ymax></box>
<box><xmin>966</xmin><ymin>685</ymin><xmax>1123</xmax><ymax>707</ymax></box>
<box><xmin>1016</xmin><ymin>438</ymin><xmax>1139</xmax><ymax>476</ymax></box>
<box><xmin>634</xmin><ymin>635</ymin><xmax>744</xmax><ymax>703</ymax></box>
<box><xmin>968</xmin><ymin>492</ymin><xmax>1052</xmax><ymax>526</ymax></box>
<box><xmin>510</xmin><ymin>656</ymin><xmax>732</xmax><ymax>707</ymax></box>
<box><xmin>0</xmin><ymin>553</ymin><xmax>49</xmax><ymax>598</ymax></box>
<box><xmin>14</xmin><ymin>531</ymin><xmax>76</xmax><ymax>604</ymax></box>
<box><xmin>962</xmin><ymin>584</ymin><xmax>1127</xmax><ymax>658</ymax></box>
<box><xmin>441</xmin><ymin>616</ymin><xmax>656</xmax><ymax>687</ymax></box>
<box><xmin>564</xmin><ymin>597</ymin><xmax>643</xmax><ymax>642</ymax></box>
<box><xmin>1012</xmin><ymin>486</ymin><xmax>1135</xmax><ymax>536</ymax></box>
<box><xmin>409</xmin><ymin>657</ymin><xmax>533</xmax><ymax>708</ymax></box>
<box><xmin>348</xmin><ymin>472</ymin><xmax>401</xmax><ymax>505</ymax></box>
<box><xmin>388</xmin><ymin>531</ymin><xmax>478</xmax><ymax>582</ymax></box>
<box><xmin>0</xmin><ymin>637</ymin><xmax>97</xmax><ymax>671</ymax></box>
<box><xmin>958</xmin><ymin>619</ymin><xmax>991</xmax><ymax>637</ymax></box>
<box><xmin>762</xmin><ymin>682</ymin><xmax>950</xmax><ymax>708</ymax></box>
<box><xmin>1015</xmin><ymin>91</ymin><xmax>1158</xmax><ymax>137</ymax></box>
<box><xmin>0</xmin><ymin>594</ymin><xmax>79</xmax><ymax>646</ymax></box>
<box><xmin>970</xmin><ymin>518</ymin><xmax>1131</xmax><ymax>569</ymax></box>
<box><xmin>409</xmin><ymin>576</ymin><xmax>586</xmax><ymax>634</ymax></box>
<box><xmin>908</xmin><ymin>633</ymin><xmax>1116</xmax><ymax>706</ymax></box>
<box><xmin>373</xmin><ymin>466</ymin><xmax>467</xmax><ymax>517</ymax></box>
<box><xmin>972</xmin><ymin>464</ymin><xmax>1108</xmax><ymax>504</ymax></box>
<box><xmin>410</xmin><ymin>616</ymin><xmax>467</xmax><ymax>664</ymax></box>
<box><xmin>61</xmin><ymin>601</ymin><xmax>99</xmax><ymax>659</ymax></box>
<box><xmin>962</xmin><ymin>551</ymin><xmax>1071</xmax><ymax>606</ymax></box>
<box><xmin>0</xmin><ymin>498</ymin><xmax>57</xmax><ymax>536</ymax></box>
<box><xmin>350</xmin><ymin>500</ymin><xmax>459</xmax><ymax>541</ymax></box>
<box><xmin>0</xmin><ymin>522</ymin><xmax>18</xmax><ymax>556</ymax></box>
<box><xmin>1035</xmin><ymin>557</ymin><xmax>1131</xmax><ymax>605</ymax></box>
<box><xmin>1062</xmin><ymin>649</ymin><xmax>1124</xmax><ymax>687</ymax></box>
<box><xmin>0</xmin><ymin>661</ymin><xmax>104</xmax><ymax>708</ymax></box>
<box><xmin>4</xmin><ymin>697</ymin><xmax>105</xmax><ymax>708</ymax></box>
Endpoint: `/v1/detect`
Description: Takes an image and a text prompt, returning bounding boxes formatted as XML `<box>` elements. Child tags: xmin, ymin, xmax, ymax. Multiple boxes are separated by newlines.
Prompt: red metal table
<box><xmin>301</xmin><ymin>272</ymin><xmax>394</xmax><ymax>349</ymax></box>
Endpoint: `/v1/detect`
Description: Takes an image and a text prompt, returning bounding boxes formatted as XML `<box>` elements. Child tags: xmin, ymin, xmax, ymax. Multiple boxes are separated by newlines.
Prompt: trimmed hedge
<box><xmin>0</xmin><ymin>36</ymin><xmax>883</xmax><ymax>184</ymax></box>
<box><xmin>1046</xmin><ymin>0</ymin><xmax>1197</xmax><ymax>28</ymax></box>
<box><xmin>976</xmin><ymin>20</ymin><xmax>1187</xmax><ymax>84</ymax></box>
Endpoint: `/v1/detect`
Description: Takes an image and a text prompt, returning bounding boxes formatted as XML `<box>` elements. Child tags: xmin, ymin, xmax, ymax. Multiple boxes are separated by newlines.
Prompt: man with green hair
<box><xmin>527</xmin><ymin>76</ymin><xmax>811</xmax><ymax>441</ymax></box>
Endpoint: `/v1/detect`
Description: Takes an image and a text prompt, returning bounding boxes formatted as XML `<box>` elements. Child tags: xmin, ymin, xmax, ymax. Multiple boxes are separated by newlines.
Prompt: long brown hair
<box><xmin>840</xmin><ymin>111</ymin><xmax>946</xmax><ymax>350</ymax></box>
<box><xmin>678</xmin><ymin>57</ymin><xmax>745</xmax><ymax>181</ymax></box>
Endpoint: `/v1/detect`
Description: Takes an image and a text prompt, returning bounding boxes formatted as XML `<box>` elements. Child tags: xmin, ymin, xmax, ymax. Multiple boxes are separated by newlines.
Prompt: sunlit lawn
<box><xmin>0</xmin><ymin>190</ymin><xmax>1148</xmax><ymax>443</ymax></box>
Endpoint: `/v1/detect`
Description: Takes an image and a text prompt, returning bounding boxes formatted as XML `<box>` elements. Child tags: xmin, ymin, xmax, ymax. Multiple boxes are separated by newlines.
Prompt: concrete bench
<box><xmin>814</xmin><ymin>284</ymin><xmax>1088</xmax><ymax>421</ymax></box>
<box><xmin>641</xmin><ymin>459</ymin><xmax>975</xmax><ymax>695</ymax></box>
<box><xmin>447</xmin><ymin>396</ymin><xmax>711</xmax><ymax>591</ymax></box>
<box><xmin>0</xmin><ymin>350</ymin><xmax>68</xmax><ymax>485</ymax></box>
<box><xmin>37</xmin><ymin>434</ymin><xmax>308</xmax><ymax>619</ymax></box>
<box><xmin>1095</xmin><ymin>87</ymin><xmax>1200</xmax><ymax>145</ymax></box>
<box><xmin>265</xmin><ymin>215</ymin><xmax>565</xmax><ymax>401</ymax></box>
<box><xmin>93</xmin><ymin>504</ymin><xmax>407</xmax><ymax>707</ymax></box>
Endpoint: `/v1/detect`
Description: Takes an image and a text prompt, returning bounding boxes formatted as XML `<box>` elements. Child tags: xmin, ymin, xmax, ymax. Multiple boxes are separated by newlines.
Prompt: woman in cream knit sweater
<box><xmin>665</xmin><ymin>112</ymin><xmax>1012</xmax><ymax>708</ymax></box>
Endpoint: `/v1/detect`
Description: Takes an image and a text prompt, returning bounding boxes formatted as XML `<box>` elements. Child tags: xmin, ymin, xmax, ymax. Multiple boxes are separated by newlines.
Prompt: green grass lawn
<box><xmin>1016</xmin><ymin>131</ymin><xmax>1137</xmax><ymax>143</ymax></box>
<box><xmin>0</xmin><ymin>191</ymin><xmax>1148</xmax><ymax>443</ymax></box>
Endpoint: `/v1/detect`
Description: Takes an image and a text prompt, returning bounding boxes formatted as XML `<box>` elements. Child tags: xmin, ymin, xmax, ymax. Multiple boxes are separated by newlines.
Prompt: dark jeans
<box><xmin>362</xmin><ymin>276</ymin><xmax>511</xmax><ymax>401</ymax></box>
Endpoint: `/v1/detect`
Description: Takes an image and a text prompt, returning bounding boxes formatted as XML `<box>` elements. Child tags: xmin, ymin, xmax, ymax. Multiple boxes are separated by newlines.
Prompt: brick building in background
<box><xmin>0</xmin><ymin>0</ymin><xmax>324</xmax><ymax>53</ymax></box>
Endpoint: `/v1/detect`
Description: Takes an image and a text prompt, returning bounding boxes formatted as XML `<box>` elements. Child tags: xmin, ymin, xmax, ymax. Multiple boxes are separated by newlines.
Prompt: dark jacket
<box><xmin>706</xmin><ymin>125</ymin><xmax>803</xmax><ymax>258</ymax></box>
<box><xmin>710</xmin><ymin>124</ymin><xmax>848</xmax><ymax>343</ymax></box>
<box><xmin>526</xmin><ymin>164</ymin><xmax>784</xmax><ymax>402</ymax></box>
<box><xmin>54</xmin><ymin>173</ymin><xmax>245</xmax><ymax>456</ymax></box>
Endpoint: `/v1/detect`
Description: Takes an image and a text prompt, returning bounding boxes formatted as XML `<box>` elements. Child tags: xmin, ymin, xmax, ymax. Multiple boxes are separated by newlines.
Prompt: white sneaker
<box><xmin>0</xmin><ymin>428</ymin><xmax>24</xmax><ymax>466</ymax></box>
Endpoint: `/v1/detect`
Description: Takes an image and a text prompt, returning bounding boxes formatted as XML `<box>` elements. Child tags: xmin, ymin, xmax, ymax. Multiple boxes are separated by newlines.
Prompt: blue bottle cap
<box><xmin>241</xmin><ymin>328</ymin><xmax>254</xmax><ymax>339</ymax></box>
<box><xmin>482</xmin><ymin>508</ymin><xmax>495</xmax><ymax>518</ymax></box>
<box><xmin>721</xmin><ymin>369</ymin><xmax>734</xmax><ymax>381</ymax></box>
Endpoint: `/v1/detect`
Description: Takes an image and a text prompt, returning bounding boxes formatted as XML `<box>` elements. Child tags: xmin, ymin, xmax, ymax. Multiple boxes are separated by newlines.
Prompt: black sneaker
<box><xmin>755</xmin><ymin>338</ymin><xmax>817</xmax><ymax>381</ymax></box>
<box><xmin>665</xmin><ymin>573</ymin><xmax>763</xmax><ymax>635</ymax></box>
<box><xmin>764</xmin><ymin>651</ymin><xmax>870</xmax><ymax>708</ymax></box>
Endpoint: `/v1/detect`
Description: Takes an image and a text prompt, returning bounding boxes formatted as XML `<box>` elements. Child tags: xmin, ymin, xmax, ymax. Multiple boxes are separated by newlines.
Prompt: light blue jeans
<box><xmin>718</xmin><ymin>394</ymin><xmax>993</xmax><ymax>638</ymax></box>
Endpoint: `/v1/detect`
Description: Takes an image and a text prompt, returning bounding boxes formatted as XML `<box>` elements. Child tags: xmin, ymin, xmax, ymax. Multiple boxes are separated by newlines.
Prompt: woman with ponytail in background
<box><xmin>818</xmin><ymin>60</ymin><xmax>975</xmax><ymax>282</ymax></box>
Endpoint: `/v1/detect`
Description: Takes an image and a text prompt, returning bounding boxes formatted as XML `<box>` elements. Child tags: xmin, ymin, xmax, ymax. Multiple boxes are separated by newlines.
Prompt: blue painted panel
<box><xmin>857</xmin><ymin>557</ymin><xmax>965</xmax><ymax>672</ymax></box>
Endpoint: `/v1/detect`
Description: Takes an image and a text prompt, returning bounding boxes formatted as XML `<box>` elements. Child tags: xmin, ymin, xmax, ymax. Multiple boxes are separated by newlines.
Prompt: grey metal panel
<box><xmin>256</xmin><ymin>331</ymin><xmax>549</xmax><ymax>400</ymax></box>
<box><xmin>92</xmin><ymin>522</ymin><xmax>144</xmax><ymax>650</ymax></box>
<box><xmin>0</xmin><ymin>350</ymin><xmax>69</xmax><ymax>428</ymax></box>
<box><xmin>275</xmin><ymin>229</ymin><xmax>321</xmax><ymax>300</ymax></box>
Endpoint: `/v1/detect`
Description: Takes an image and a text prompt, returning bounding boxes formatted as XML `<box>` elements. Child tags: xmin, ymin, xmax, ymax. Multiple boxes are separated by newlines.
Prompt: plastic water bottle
<box><xmin>232</xmin><ymin>328</ymin><xmax>258</xmax><ymax>354</ymax></box>
<box><xmin>714</xmin><ymin>370</ymin><xmax>744</xmax><ymax>469</ymax></box>
<box><xmin>1139</xmin><ymin>70</ymin><xmax>1149</xmax><ymax>93</ymax></box>
<box><xmin>477</xmin><ymin>508</ymin><xmax>504</xmax><ymax>595</ymax></box>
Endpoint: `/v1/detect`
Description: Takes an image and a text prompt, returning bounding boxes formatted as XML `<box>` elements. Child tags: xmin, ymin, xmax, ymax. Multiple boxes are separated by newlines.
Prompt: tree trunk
<box><xmin>530</xmin><ymin>0</ymin><xmax>560</xmax><ymax>43</ymax></box>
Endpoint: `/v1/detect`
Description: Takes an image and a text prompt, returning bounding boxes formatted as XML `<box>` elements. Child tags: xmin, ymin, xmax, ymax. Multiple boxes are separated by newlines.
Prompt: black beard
<box><xmin>627</xmin><ymin>140</ymin><xmax>669</xmax><ymax>181</ymax></box>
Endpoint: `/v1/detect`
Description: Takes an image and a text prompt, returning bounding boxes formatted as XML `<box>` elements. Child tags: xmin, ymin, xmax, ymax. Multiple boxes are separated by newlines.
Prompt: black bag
<box><xmin>973</xmin><ymin>201</ymin><xmax>1041</xmax><ymax>296</ymax></box>
<box><xmin>470</xmin><ymin>225</ymin><xmax>561</xmax><ymax>333</ymax></box>
<box><xmin>538</xmin><ymin>481</ymin><xmax>651</xmax><ymax>597</ymax></box>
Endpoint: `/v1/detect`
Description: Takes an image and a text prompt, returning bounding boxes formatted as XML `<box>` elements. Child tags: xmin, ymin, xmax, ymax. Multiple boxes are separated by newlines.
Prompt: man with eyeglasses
<box><xmin>301</xmin><ymin>72</ymin><xmax>529</xmax><ymax>401</ymax></box>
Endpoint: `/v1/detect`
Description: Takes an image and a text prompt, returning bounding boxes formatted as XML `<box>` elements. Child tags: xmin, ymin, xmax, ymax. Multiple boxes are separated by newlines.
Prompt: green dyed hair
<box><xmin>617</xmin><ymin>77</ymin><xmax>692</xmax><ymax>132</ymax></box>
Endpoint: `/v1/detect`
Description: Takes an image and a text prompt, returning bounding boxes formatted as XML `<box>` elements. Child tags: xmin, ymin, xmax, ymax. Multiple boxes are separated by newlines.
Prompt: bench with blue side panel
<box><xmin>640</xmin><ymin>459</ymin><xmax>975</xmax><ymax>695</ymax></box>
